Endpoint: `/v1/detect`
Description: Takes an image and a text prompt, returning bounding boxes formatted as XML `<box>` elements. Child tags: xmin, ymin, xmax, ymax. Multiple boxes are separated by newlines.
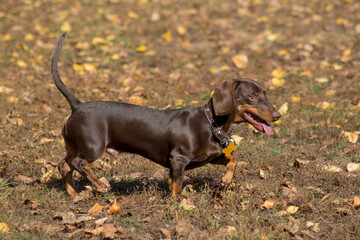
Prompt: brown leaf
<box><xmin>261</xmin><ymin>199</ymin><xmax>276</xmax><ymax>209</ymax></box>
<box><xmin>14</xmin><ymin>174</ymin><xmax>34</xmax><ymax>184</ymax></box>
<box><xmin>103</xmin><ymin>224</ymin><xmax>117</xmax><ymax>239</ymax></box>
<box><xmin>88</xmin><ymin>203</ymin><xmax>104</xmax><ymax>215</ymax></box>
<box><xmin>352</xmin><ymin>196</ymin><xmax>360</xmax><ymax>209</ymax></box>
<box><xmin>107</xmin><ymin>199</ymin><xmax>121</xmax><ymax>215</ymax></box>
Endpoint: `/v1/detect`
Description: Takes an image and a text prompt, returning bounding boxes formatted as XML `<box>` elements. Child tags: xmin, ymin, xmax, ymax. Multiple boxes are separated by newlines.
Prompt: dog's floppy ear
<box><xmin>212</xmin><ymin>79</ymin><xmax>238</xmax><ymax>116</ymax></box>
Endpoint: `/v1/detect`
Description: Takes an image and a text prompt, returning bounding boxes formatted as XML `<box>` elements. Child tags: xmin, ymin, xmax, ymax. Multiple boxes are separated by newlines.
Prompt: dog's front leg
<box><xmin>169</xmin><ymin>156</ymin><xmax>190</xmax><ymax>196</ymax></box>
<box><xmin>221</xmin><ymin>155</ymin><xmax>237</xmax><ymax>184</ymax></box>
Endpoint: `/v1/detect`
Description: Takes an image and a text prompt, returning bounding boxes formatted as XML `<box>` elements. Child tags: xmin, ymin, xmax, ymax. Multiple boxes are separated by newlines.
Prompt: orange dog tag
<box><xmin>222</xmin><ymin>142</ymin><xmax>237</xmax><ymax>158</ymax></box>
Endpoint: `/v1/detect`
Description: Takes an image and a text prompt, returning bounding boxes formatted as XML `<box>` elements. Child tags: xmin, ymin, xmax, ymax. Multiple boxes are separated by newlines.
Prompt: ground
<box><xmin>1</xmin><ymin>0</ymin><xmax>360</xmax><ymax>239</ymax></box>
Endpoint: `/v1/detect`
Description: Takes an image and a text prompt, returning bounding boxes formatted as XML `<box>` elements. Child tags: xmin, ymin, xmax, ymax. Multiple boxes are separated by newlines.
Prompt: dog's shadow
<box><xmin>46</xmin><ymin>175</ymin><xmax>219</xmax><ymax>197</ymax></box>
<box><xmin>46</xmin><ymin>177</ymin><xmax>171</xmax><ymax>196</ymax></box>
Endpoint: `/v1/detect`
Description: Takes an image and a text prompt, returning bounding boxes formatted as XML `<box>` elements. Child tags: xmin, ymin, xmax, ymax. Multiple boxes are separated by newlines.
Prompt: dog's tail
<box><xmin>51</xmin><ymin>32</ymin><xmax>81</xmax><ymax>110</ymax></box>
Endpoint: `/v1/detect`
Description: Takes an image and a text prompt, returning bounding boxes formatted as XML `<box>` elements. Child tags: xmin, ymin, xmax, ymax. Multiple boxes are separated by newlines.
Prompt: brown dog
<box><xmin>52</xmin><ymin>33</ymin><xmax>280</xmax><ymax>196</ymax></box>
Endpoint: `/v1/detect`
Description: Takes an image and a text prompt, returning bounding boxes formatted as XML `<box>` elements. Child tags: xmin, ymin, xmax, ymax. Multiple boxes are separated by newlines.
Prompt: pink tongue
<box><xmin>261</xmin><ymin>123</ymin><xmax>273</xmax><ymax>136</ymax></box>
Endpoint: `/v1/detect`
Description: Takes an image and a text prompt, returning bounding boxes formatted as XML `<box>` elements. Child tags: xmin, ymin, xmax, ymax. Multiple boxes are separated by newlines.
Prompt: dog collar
<box><xmin>203</xmin><ymin>101</ymin><xmax>236</xmax><ymax>148</ymax></box>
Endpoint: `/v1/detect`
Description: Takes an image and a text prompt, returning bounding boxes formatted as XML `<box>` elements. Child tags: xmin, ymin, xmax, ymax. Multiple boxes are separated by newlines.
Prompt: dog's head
<box><xmin>212</xmin><ymin>78</ymin><xmax>281</xmax><ymax>136</ymax></box>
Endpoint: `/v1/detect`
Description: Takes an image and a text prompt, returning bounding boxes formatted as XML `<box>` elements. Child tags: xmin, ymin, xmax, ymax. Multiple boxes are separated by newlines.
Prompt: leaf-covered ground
<box><xmin>1</xmin><ymin>0</ymin><xmax>360</xmax><ymax>239</ymax></box>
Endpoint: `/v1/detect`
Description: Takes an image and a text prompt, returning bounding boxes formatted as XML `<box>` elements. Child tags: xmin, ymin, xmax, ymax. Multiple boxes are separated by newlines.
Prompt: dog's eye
<box><xmin>248</xmin><ymin>95</ymin><xmax>257</xmax><ymax>101</ymax></box>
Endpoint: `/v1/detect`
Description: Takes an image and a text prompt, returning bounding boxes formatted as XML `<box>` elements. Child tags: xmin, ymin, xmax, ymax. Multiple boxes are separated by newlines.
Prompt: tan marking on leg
<box><xmin>222</xmin><ymin>155</ymin><xmax>236</xmax><ymax>184</ymax></box>
<box><xmin>171</xmin><ymin>182</ymin><xmax>182</xmax><ymax>197</ymax></box>
<box><xmin>58</xmin><ymin>158</ymin><xmax>78</xmax><ymax>196</ymax></box>
<box><xmin>168</xmin><ymin>176</ymin><xmax>173</xmax><ymax>191</ymax></box>
<box><xmin>84</xmin><ymin>163</ymin><xmax>109</xmax><ymax>193</ymax></box>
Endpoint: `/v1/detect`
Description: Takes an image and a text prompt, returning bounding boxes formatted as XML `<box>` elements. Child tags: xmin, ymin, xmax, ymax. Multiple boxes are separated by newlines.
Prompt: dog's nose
<box><xmin>272</xmin><ymin>111</ymin><xmax>281</xmax><ymax>121</ymax></box>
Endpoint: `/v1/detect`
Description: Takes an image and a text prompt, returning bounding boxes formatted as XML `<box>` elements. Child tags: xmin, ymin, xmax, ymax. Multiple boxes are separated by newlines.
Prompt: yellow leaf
<box><xmin>231</xmin><ymin>54</ymin><xmax>248</xmax><ymax>69</ymax></box>
<box><xmin>278</xmin><ymin>102</ymin><xmax>288</xmax><ymax>115</ymax></box>
<box><xmin>174</xmin><ymin>99</ymin><xmax>183</xmax><ymax>106</ymax></box>
<box><xmin>292</xmin><ymin>96</ymin><xmax>300</xmax><ymax>102</ymax></box>
<box><xmin>83</xmin><ymin>63</ymin><xmax>97</xmax><ymax>72</ymax></box>
<box><xmin>162</xmin><ymin>30</ymin><xmax>172</xmax><ymax>42</ymax></box>
<box><xmin>40</xmin><ymin>169</ymin><xmax>54</xmax><ymax>183</ymax></box>
<box><xmin>177</xmin><ymin>25</ymin><xmax>187</xmax><ymax>35</ymax></box>
<box><xmin>343</xmin><ymin>131</ymin><xmax>360</xmax><ymax>143</ymax></box>
<box><xmin>266</xmin><ymin>33</ymin><xmax>278</xmax><ymax>42</ymax></box>
<box><xmin>61</xmin><ymin>21</ymin><xmax>72</xmax><ymax>32</ymax></box>
<box><xmin>111</xmin><ymin>54</ymin><xmax>120</xmax><ymax>60</ymax></box>
<box><xmin>128</xmin><ymin>11</ymin><xmax>139</xmax><ymax>20</ymax></box>
<box><xmin>261</xmin><ymin>199</ymin><xmax>276</xmax><ymax>209</ymax></box>
<box><xmin>73</xmin><ymin>63</ymin><xmax>84</xmax><ymax>72</ymax></box>
<box><xmin>76</xmin><ymin>41</ymin><xmax>91</xmax><ymax>50</ymax></box>
<box><xmin>108</xmin><ymin>14</ymin><xmax>118</xmax><ymax>23</ymax></box>
<box><xmin>7</xmin><ymin>96</ymin><xmax>19</xmax><ymax>103</ymax></box>
<box><xmin>208</xmin><ymin>67</ymin><xmax>218</xmax><ymax>75</ymax></box>
<box><xmin>336</xmin><ymin>17</ymin><xmax>345</xmax><ymax>25</ymax></box>
<box><xmin>286</xmin><ymin>205</ymin><xmax>299</xmax><ymax>214</ymax></box>
<box><xmin>271</xmin><ymin>77</ymin><xmax>285</xmax><ymax>87</ymax></box>
<box><xmin>3</xmin><ymin>34</ymin><xmax>11</xmax><ymax>41</ymax></box>
<box><xmin>333</xmin><ymin>63</ymin><xmax>342</xmax><ymax>70</ymax></box>
<box><xmin>136</xmin><ymin>45</ymin><xmax>147</xmax><ymax>52</ymax></box>
<box><xmin>271</xmin><ymin>69</ymin><xmax>285</xmax><ymax>78</ymax></box>
<box><xmin>274</xmin><ymin>119</ymin><xmax>282</xmax><ymax>124</ymax></box>
<box><xmin>86</xmin><ymin>227</ymin><xmax>104</xmax><ymax>236</ymax></box>
<box><xmin>39</xmin><ymin>137</ymin><xmax>54</xmax><ymax>145</ymax></box>
<box><xmin>342</xmin><ymin>49</ymin><xmax>351</xmax><ymax>57</ymax></box>
<box><xmin>221</xmin><ymin>46</ymin><xmax>230</xmax><ymax>54</ymax></box>
<box><xmin>315</xmin><ymin>77</ymin><xmax>328</xmax><ymax>84</ymax></box>
<box><xmin>0</xmin><ymin>86</ymin><xmax>3</xmax><ymax>93</ymax></box>
<box><xmin>278</xmin><ymin>49</ymin><xmax>289</xmax><ymax>55</ymax></box>
<box><xmin>220</xmin><ymin>65</ymin><xmax>231</xmax><ymax>71</ymax></box>
<box><xmin>17</xmin><ymin>118</ymin><xmax>24</xmax><ymax>126</ymax></box>
<box><xmin>107</xmin><ymin>199</ymin><xmax>121</xmax><ymax>215</ymax></box>
<box><xmin>24</xmin><ymin>33</ymin><xmax>34</xmax><ymax>41</ymax></box>
<box><xmin>145</xmin><ymin>50</ymin><xmax>157</xmax><ymax>56</ymax></box>
<box><xmin>0</xmin><ymin>222</ymin><xmax>9</xmax><ymax>233</ymax></box>
<box><xmin>300</xmin><ymin>71</ymin><xmax>312</xmax><ymax>77</ymax></box>
<box><xmin>352</xmin><ymin>196</ymin><xmax>360</xmax><ymax>208</ymax></box>
<box><xmin>17</xmin><ymin>60</ymin><xmax>28</xmax><ymax>68</ymax></box>
<box><xmin>88</xmin><ymin>203</ymin><xmax>104</xmax><ymax>215</ymax></box>
<box><xmin>92</xmin><ymin>37</ymin><xmax>107</xmax><ymax>45</ymax></box>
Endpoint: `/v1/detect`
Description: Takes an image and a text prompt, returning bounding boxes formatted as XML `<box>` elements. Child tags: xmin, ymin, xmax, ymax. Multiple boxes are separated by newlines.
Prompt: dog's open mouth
<box><xmin>243</xmin><ymin>112</ymin><xmax>273</xmax><ymax>136</ymax></box>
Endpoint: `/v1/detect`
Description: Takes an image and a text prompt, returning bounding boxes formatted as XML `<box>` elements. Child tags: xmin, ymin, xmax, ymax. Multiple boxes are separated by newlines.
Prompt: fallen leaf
<box><xmin>261</xmin><ymin>199</ymin><xmax>276</xmax><ymax>209</ymax></box>
<box><xmin>17</xmin><ymin>60</ymin><xmax>28</xmax><ymax>68</ymax></box>
<box><xmin>323</xmin><ymin>164</ymin><xmax>343</xmax><ymax>173</ymax></box>
<box><xmin>95</xmin><ymin>217</ymin><xmax>108</xmax><ymax>226</ymax></box>
<box><xmin>272</xmin><ymin>69</ymin><xmax>285</xmax><ymax>78</ymax></box>
<box><xmin>232</xmin><ymin>54</ymin><xmax>248</xmax><ymax>69</ymax></box>
<box><xmin>292</xmin><ymin>96</ymin><xmax>300</xmax><ymax>102</ymax></box>
<box><xmin>92</xmin><ymin>37</ymin><xmax>107</xmax><ymax>45</ymax></box>
<box><xmin>179</xmin><ymin>198</ymin><xmax>196</xmax><ymax>211</ymax></box>
<box><xmin>14</xmin><ymin>174</ymin><xmax>34</xmax><ymax>184</ymax></box>
<box><xmin>88</xmin><ymin>203</ymin><xmax>104</xmax><ymax>215</ymax></box>
<box><xmin>128</xmin><ymin>11</ymin><xmax>139</xmax><ymax>20</ymax></box>
<box><xmin>86</xmin><ymin>226</ymin><xmax>104</xmax><ymax>236</ymax></box>
<box><xmin>40</xmin><ymin>169</ymin><xmax>54</xmax><ymax>183</ymax></box>
<box><xmin>73</xmin><ymin>63</ymin><xmax>84</xmax><ymax>72</ymax></box>
<box><xmin>61</xmin><ymin>21</ymin><xmax>72</xmax><ymax>32</ymax></box>
<box><xmin>17</xmin><ymin>118</ymin><xmax>24</xmax><ymax>126</ymax></box>
<box><xmin>271</xmin><ymin>77</ymin><xmax>285</xmax><ymax>87</ymax></box>
<box><xmin>177</xmin><ymin>25</ymin><xmax>187</xmax><ymax>35</ymax></box>
<box><xmin>107</xmin><ymin>199</ymin><xmax>121</xmax><ymax>215</ymax></box>
<box><xmin>286</xmin><ymin>205</ymin><xmax>299</xmax><ymax>214</ymax></box>
<box><xmin>103</xmin><ymin>224</ymin><xmax>117</xmax><ymax>239</ymax></box>
<box><xmin>136</xmin><ymin>45</ymin><xmax>147</xmax><ymax>52</ymax></box>
<box><xmin>162</xmin><ymin>30</ymin><xmax>172</xmax><ymax>42</ymax></box>
<box><xmin>352</xmin><ymin>196</ymin><xmax>360</xmax><ymax>208</ymax></box>
<box><xmin>315</xmin><ymin>77</ymin><xmax>328</xmax><ymax>84</ymax></box>
<box><xmin>278</xmin><ymin>102</ymin><xmax>288</xmax><ymax>115</ymax></box>
<box><xmin>0</xmin><ymin>222</ymin><xmax>9</xmax><ymax>233</ymax></box>
<box><xmin>83</xmin><ymin>63</ymin><xmax>97</xmax><ymax>72</ymax></box>
<box><xmin>39</xmin><ymin>138</ymin><xmax>54</xmax><ymax>145</ymax></box>
<box><xmin>7</xmin><ymin>96</ymin><xmax>19</xmax><ymax>103</ymax></box>
<box><xmin>347</xmin><ymin>163</ymin><xmax>360</xmax><ymax>172</ymax></box>
<box><xmin>343</xmin><ymin>131</ymin><xmax>360</xmax><ymax>143</ymax></box>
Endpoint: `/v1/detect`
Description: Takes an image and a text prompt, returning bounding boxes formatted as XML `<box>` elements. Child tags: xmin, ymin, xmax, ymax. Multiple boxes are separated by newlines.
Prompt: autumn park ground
<box><xmin>1</xmin><ymin>0</ymin><xmax>360</xmax><ymax>239</ymax></box>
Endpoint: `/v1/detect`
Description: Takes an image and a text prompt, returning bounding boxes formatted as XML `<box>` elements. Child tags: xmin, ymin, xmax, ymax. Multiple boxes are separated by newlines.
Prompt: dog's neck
<box><xmin>207</xmin><ymin>99</ymin><xmax>234</xmax><ymax>134</ymax></box>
